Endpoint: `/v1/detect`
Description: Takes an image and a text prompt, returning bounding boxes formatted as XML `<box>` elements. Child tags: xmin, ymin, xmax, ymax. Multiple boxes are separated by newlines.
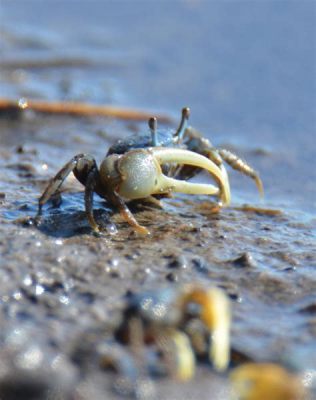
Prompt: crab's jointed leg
<box><xmin>181</xmin><ymin>126</ymin><xmax>263</xmax><ymax>198</ymax></box>
<box><xmin>218</xmin><ymin>149</ymin><xmax>264</xmax><ymax>196</ymax></box>
<box><xmin>109</xmin><ymin>192</ymin><xmax>150</xmax><ymax>235</ymax></box>
<box><xmin>37</xmin><ymin>153</ymin><xmax>97</xmax><ymax>215</ymax></box>
<box><xmin>84</xmin><ymin>166</ymin><xmax>101</xmax><ymax>233</ymax></box>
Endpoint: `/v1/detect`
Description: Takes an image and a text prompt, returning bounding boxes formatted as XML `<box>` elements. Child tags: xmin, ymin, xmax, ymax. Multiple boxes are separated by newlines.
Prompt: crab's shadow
<box><xmin>34</xmin><ymin>208</ymin><xmax>115</xmax><ymax>238</ymax></box>
<box><xmin>16</xmin><ymin>193</ymin><xmax>157</xmax><ymax>238</ymax></box>
<box><xmin>13</xmin><ymin>193</ymin><xmax>116</xmax><ymax>238</ymax></box>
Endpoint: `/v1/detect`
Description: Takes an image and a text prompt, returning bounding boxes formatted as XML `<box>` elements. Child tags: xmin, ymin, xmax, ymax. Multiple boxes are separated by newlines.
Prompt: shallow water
<box><xmin>0</xmin><ymin>1</ymin><xmax>315</xmax><ymax>399</ymax></box>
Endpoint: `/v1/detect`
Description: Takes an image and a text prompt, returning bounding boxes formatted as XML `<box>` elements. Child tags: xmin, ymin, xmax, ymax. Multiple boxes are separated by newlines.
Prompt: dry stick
<box><xmin>0</xmin><ymin>98</ymin><xmax>172</xmax><ymax>122</ymax></box>
<box><xmin>233</xmin><ymin>205</ymin><xmax>282</xmax><ymax>216</ymax></box>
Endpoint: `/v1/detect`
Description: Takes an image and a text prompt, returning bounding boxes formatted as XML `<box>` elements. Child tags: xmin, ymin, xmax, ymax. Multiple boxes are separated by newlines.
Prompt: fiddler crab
<box><xmin>37</xmin><ymin>107</ymin><xmax>263</xmax><ymax>235</ymax></box>
<box><xmin>101</xmin><ymin>284</ymin><xmax>231</xmax><ymax>383</ymax></box>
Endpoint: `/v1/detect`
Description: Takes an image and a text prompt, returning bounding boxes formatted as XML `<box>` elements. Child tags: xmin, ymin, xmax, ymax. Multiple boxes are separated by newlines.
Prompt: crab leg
<box><xmin>37</xmin><ymin>154</ymin><xmax>97</xmax><ymax>215</ymax></box>
<box><xmin>109</xmin><ymin>192</ymin><xmax>150</xmax><ymax>235</ymax></box>
<box><xmin>218</xmin><ymin>149</ymin><xmax>264</xmax><ymax>196</ymax></box>
<box><xmin>151</xmin><ymin>147</ymin><xmax>231</xmax><ymax>205</ymax></box>
<box><xmin>84</xmin><ymin>168</ymin><xmax>100</xmax><ymax>232</ymax></box>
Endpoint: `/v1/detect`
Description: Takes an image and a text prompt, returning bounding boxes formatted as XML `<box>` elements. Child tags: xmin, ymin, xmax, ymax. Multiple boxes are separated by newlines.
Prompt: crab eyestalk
<box><xmin>174</xmin><ymin>107</ymin><xmax>190</xmax><ymax>143</ymax></box>
<box><xmin>148</xmin><ymin>117</ymin><xmax>158</xmax><ymax>146</ymax></box>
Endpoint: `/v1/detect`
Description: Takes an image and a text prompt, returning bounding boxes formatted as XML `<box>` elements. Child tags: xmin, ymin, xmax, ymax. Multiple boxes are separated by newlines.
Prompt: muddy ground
<box><xmin>0</xmin><ymin>1</ymin><xmax>316</xmax><ymax>399</ymax></box>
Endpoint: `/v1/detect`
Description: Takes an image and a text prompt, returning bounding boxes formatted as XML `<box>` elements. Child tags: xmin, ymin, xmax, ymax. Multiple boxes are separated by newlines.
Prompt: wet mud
<box><xmin>1</xmin><ymin>109</ymin><xmax>315</xmax><ymax>399</ymax></box>
<box><xmin>1</xmin><ymin>1</ymin><xmax>316</xmax><ymax>399</ymax></box>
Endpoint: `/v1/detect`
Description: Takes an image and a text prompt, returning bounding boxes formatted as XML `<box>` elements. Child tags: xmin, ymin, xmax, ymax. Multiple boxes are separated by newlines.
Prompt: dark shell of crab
<box><xmin>107</xmin><ymin>129</ymin><xmax>178</xmax><ymax>156</ymax></box>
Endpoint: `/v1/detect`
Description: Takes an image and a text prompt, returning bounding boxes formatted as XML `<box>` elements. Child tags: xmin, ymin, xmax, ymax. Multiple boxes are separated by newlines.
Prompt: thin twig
<box><xmin>0</xmin><ymin>98</ymin><xmax>172</xmax><ymax>122</ymax></box>
<box><xmin>234</xmin><ymin>205</ymin><xmax>282</xmax><ymax>216</ymax></box>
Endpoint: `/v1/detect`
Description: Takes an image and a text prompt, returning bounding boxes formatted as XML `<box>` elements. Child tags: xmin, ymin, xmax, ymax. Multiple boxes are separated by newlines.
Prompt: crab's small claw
<box><xmin>163</xmin><ymin>330</ymin><xmax>195</xmax><ymax>381</ymax></box>
<box><xmin>102</xmin><ymin>148</ymin><xmax>231</xmax><ymax>206</ymax></box>
<box><xmin>181</xmin><ymin>286</ymin><xmax>231</xmax><ymax>372</ymax></box>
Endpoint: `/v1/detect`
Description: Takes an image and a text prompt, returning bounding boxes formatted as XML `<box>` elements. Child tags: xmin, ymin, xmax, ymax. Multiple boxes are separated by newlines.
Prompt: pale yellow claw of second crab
<box><xmin>181</xmin><ymin>286</ymin><xmax>231</xmax><ymax>372</ymax></box>
<box><xmin>157</xmin><ymin>329</ymin><xmax>195</xmax><ymax>381</ymax></box>
<box><xmin>170</xmin><ymin>330</ymin><xmax>196</xmax><ymax>381</ymax></box>
<box><xmin>206</xmin><ymin>288</ymin><xmax>231</xmax><ymax>372</ymax></box>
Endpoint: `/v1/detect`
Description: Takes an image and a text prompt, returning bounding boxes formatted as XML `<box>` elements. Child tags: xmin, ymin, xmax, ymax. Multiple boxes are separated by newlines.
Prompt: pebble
<box><xmin>165</xmin><ymin>272</ymin><xmax>178</xmax><ymax>282</ymax></box>
<box><xmin>232</xmin><ymin>252</ymin><xmax>257</xmax><ymax>268</ymax></box>
<box><xmin>167</xmin><ymin>254</ymin><xmax>188</xmax><ymax>269</ymax></box>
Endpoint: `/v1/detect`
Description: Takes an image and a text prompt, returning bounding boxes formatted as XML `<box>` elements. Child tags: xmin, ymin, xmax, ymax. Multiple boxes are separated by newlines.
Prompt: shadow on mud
<box><xmin>10</xmin><ymin>192</ymin><xmax>116</xmax><ymax>238</ymax></box>
<box><xmin>16</xmin><ymin>208</ymin><xmax>114</xmax><ymax>238</ymax></box>
<box><xmin>38</xmin><ymin>209</ymin><xmax>116</xmax><ymax>238</ymax></box>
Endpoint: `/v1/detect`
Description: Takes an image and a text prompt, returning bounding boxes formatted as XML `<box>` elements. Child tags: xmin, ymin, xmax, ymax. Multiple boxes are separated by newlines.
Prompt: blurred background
<box><xmin>1</xmin><ymin>0</ymin><xmax>315</xmax><ymax>213</ymax></box>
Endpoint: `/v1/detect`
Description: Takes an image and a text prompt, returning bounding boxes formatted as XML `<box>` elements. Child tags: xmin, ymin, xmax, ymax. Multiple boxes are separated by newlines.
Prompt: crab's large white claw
<box><xmin>152</xmin><ymin>147</ymin><xmax>230</xmax><ymax>205</ymax></box>
<box><xmin>101</xmin><ymin>148</ymin><xmax>231</xmax><ymax>205</ymax></box>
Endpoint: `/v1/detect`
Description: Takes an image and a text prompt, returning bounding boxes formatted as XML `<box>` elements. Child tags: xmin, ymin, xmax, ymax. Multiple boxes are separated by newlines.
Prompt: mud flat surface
<box><xmin>0</xmin><ymin>1</ymin><xmax>315</xmax><ymax>399</ymax></box>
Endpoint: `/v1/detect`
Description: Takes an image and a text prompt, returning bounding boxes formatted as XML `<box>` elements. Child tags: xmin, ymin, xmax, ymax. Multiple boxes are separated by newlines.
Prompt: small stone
<box><xmin>228</xmin><ymin>292</ymin><xmax>243</xmax><ymax>303</ymax></box>
<box><xmin>167</xmin><ymin>255</ymin><xmax>187</xmax><ymax>269</ymax></box>
<box><xmin>165</xmin><ymin>272</ymin><xmax>178</xmax><ymax>282</ymax></box>
<box><xmin>299</xmin><ymin>303</ymin><xmax>316</xmax><ymax>314</ymax></box>
<box><xmin>232</xmin><ymin>252</ymin><xmax>256</xmax><ymax>268</ymax></box>
<box><xmin>192</xmin><ymin>257</ymin><xmax>208</xmax><ymax>274</ymax></box>
<box><xmin>283</xmin><ymin>266</ymin><xmax>296</xmax><ymax>272</ymax></box>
